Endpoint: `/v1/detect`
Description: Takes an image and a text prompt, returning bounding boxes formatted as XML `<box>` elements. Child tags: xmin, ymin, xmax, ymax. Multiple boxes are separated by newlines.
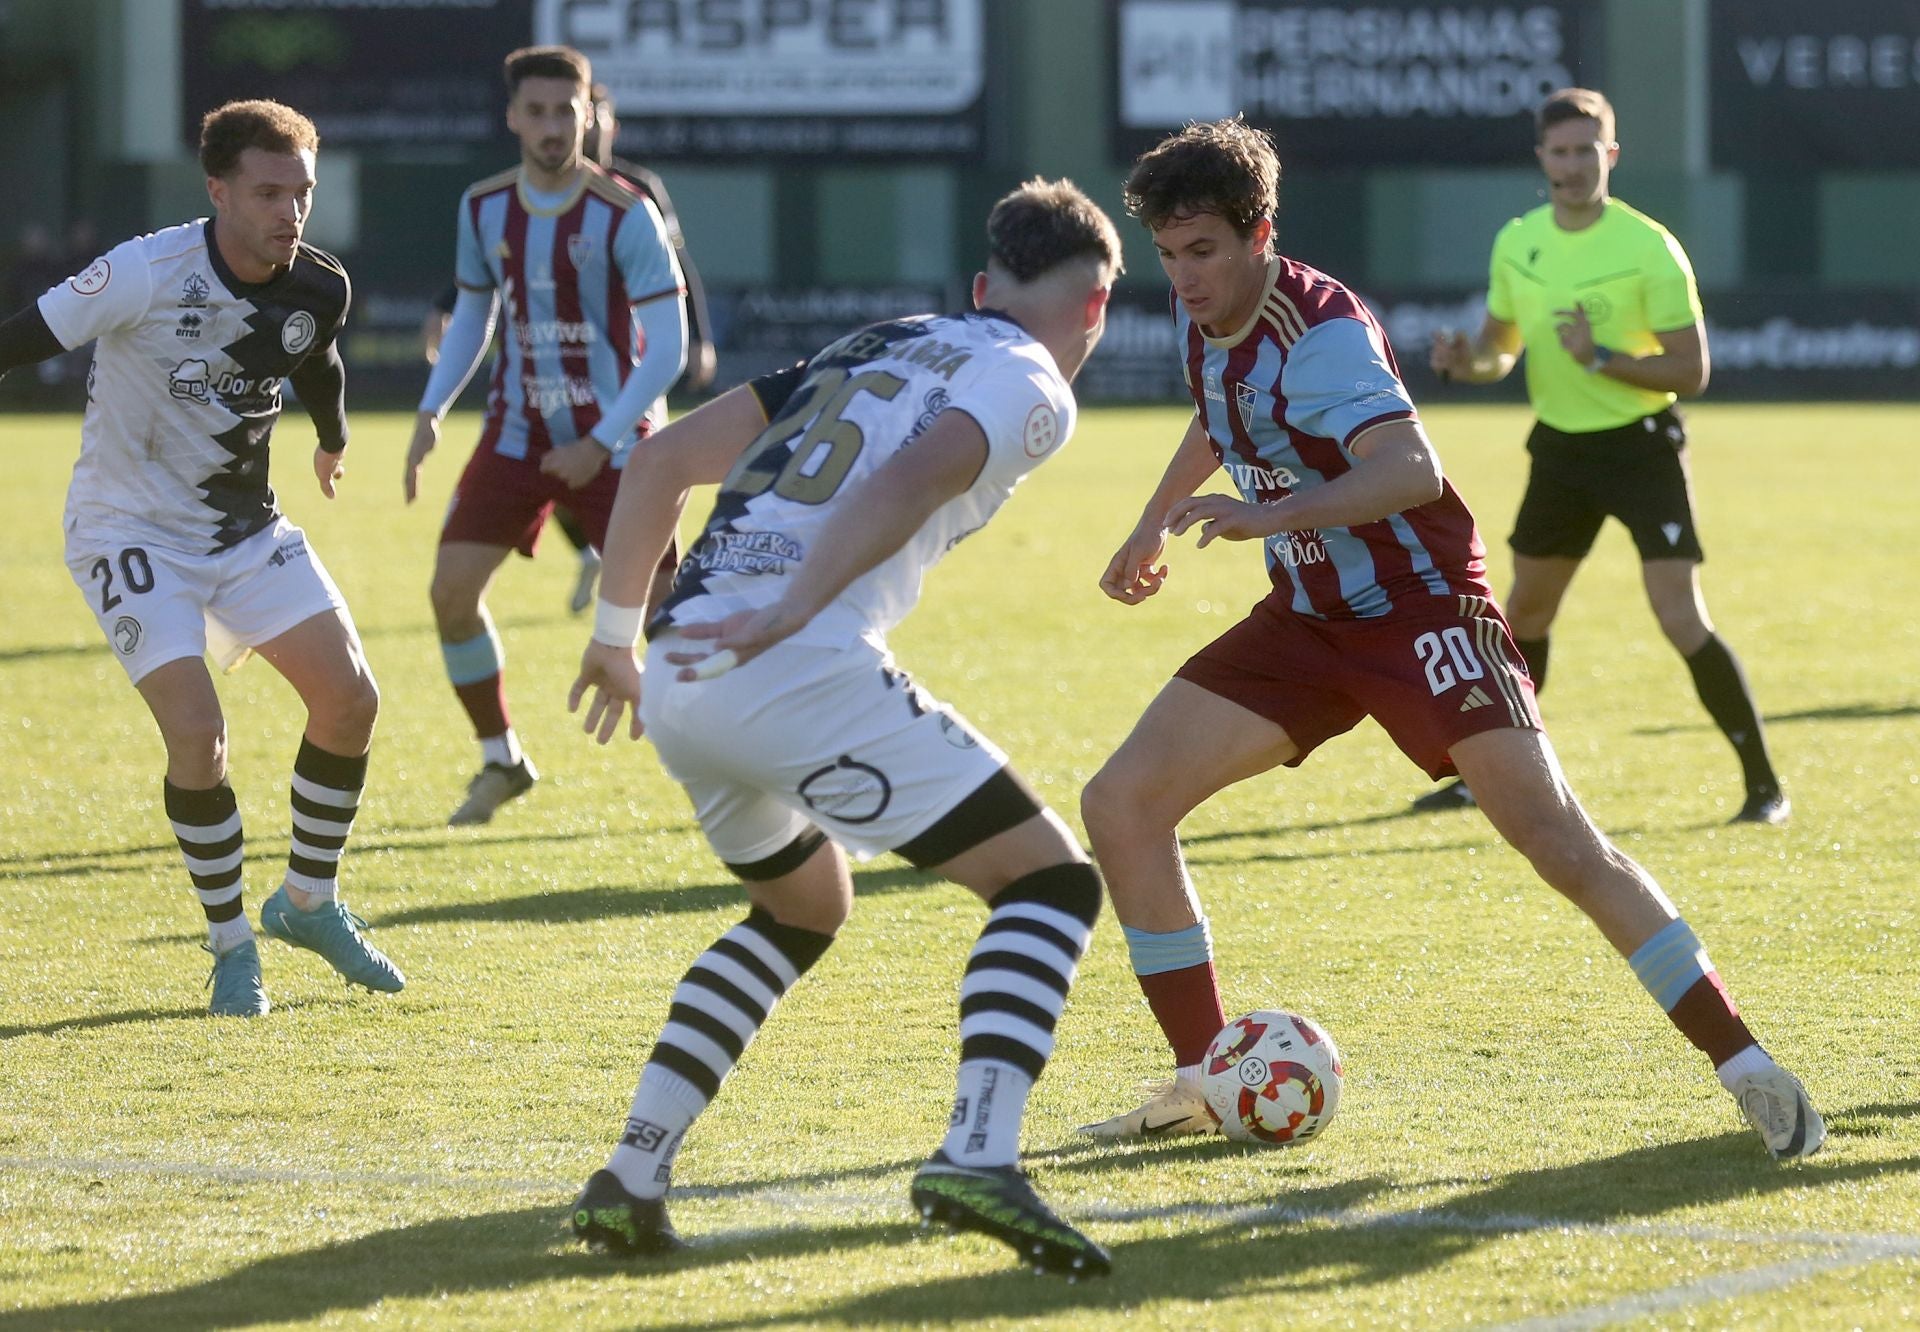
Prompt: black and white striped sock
<box><xmin>165</xmin><ymin>779</ymin><xmax>248</xmax><ymax>952</ymax></box>
<box><xmin>607</xmin><ymin>908</ymin><xmax>834</xmax><ymax>1198</ymax></box>
<box><xmin>942</xmin><ymin>862</ymin><xmax>1101</xmax><ymax>1166</ymax></box>
<box><xmin>286</xmin><ymin>739</ymin><xmax>367</xmax><ymax>902</ymax></box>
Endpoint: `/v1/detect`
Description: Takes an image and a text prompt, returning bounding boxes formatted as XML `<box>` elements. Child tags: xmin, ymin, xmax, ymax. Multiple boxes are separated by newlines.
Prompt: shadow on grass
<box><xmin>0</xmin><ymin>1007</ymin><xmax>206</xmax><ymax>1041</ymax></box>
<box><xmin>1633</xmin><ymin>699</ymin><xmax>1920</xmax><ymax>736</ymax></box>
<box><xmin>376</xmin><ymin>864</ymin><xmax>941</xmax><ymax>929</ymax></box>
<box><xmin>7</xmin><ymin>1105</ymin><xmax>1914</xmax><ymax>1329</ymax></box>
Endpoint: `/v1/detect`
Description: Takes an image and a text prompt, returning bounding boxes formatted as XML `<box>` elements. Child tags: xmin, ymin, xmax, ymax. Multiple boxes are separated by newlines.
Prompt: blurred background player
<box><xmin>1419</xmin><ymin>88</ymin><xmax>1787</xmax><ymax>825</ymax></box>
<box><xmin>422</xmin><ymin>280</ymin><xmax>604</xmax><ymax>615</ymax></box>
<box><xmin>563</xmin><ymin>179</ymin><xmax>1122</xmax><ymax>1275</ymax></box>
<box><xmin>405</xmin><ymin>45</ymin><xmax>688</xmax><ymax>826</ymax></box>
<box><xmin>1078</xmin><ymin>118</ymin><xmax>1822</xmax><ymax>1162</ymax></box>
<box><xmin>418</xmin><ymin>82</ymin><xmax>714</xmax><ymax>620</ymax></box>
<box><xmin>0</xmin><ymin>100</ymin><xmax>402</xmax><ymax>1014</ymax></box>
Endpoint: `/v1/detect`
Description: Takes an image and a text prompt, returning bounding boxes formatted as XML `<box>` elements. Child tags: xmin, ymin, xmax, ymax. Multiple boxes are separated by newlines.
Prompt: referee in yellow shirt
<box><xmin>1422</xmin><ymin>87</ymin><xmax>1787</xmax><ymax>825</ymax></box>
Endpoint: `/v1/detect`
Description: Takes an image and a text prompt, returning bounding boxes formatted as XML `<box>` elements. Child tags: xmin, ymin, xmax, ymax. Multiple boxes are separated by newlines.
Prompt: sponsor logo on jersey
<box><xmin>690</xmin><ymin>530</ymin><xmax>803</xmax><ymax>576</ymax></box>
<box><xmin>520</xmin><ymin>373</ymin><xmax>598</xmax><ymax>415</ymax></box>
<box><xmin>1352</xmin><ymin>378</ymin><xmax>1403</xmax><ymax>409</ymax></box>
<box><xmin>797</xmin><ymin>755</ymin><xmax>891</xmax><ymax>824</ymax></box>
<box><xmin>1022</xmin><ymin>403</ymin><xmax>1059</xmax><ymax>458</ymax></box>
<box><xmin>1268</xmin><ymin>528</ymin><xmax>1329</xmax><ymax>569</ymax></box>
<box><xmin>1203</xmin><ymin>368</ymin><xmax>1225</xmax><ymax>402</ymax></box>
<box><xmin>566</xmin><ymin>233</ymin><xmax>595</xmax><ymax>270</ymax></box>
<box><xmin>112</xmin><ymin>616</ymin><xmax>142</xmax><ymax>655</ymax></box>
<box><xmin>69</xmin><ymin>259</ymin><xmax>111</xmax><ymax>297</ymax></box>
<box><xmin>282</xmin><ymin>310</ymin><xmax>317</xmax><ymax>355</ymax></box>
<box><xmin>1224</xmin><ymin>460</ymin><xmax>1298</xmax><ymax>494</ymax></box>
<box><xmin>529</xmin><ymin>262</ymin><xmax>555</xmax><ymax>292</ymax></box>
<box><xmin>512</xmin><ymin>318</ymin><xmax>595</xmax><ymax>350</ymax></box>
<box><xmin>180</xmin><ymin>273</ymin><xmax>210</xmax><ymax>308</ymax></box>
<box><xmin>169</xmin><ymin>359</ymin><xmax>212</xmax><ymax>404</ymax></box>
<box><xmin>1578</xmin><ymin>293</ymin><xmax>1613</xmax><ymax>324</ymax></box>
<box><xmin>175</xmin><ymin>312</ymin><xmax>203</xmax><ymax>340</ymax></box>
<box><xmin>902</xmin><ymin>387</ymin><xmax>950</xmax><ymax>445</ymax></box>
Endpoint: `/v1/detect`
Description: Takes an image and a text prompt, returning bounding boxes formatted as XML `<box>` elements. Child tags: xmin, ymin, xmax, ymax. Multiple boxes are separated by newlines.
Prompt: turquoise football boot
<box><xmin>260</xmin><ymin>886</ymin><xmax>404</xmax><ymax>993</ymax></box>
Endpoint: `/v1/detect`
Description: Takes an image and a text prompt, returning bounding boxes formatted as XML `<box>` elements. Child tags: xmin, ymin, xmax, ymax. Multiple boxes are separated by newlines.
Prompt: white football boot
<box><xmin>1076</xmin><ymin>1077</ymin><xmax>1214</xmax><ymax>1139</ymax></box>
<box><xmin>1731</xmin><ymin>1066</ymin><xmax>1826</xmax><ymax>1160</ymax></box>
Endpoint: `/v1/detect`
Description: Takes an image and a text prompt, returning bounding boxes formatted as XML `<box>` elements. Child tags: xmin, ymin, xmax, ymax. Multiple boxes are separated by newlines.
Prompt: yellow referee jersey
<box><xmin>1487</xmin><ymin>198</ymin><xmax>1703</xmax><ymax>433</ymax></box>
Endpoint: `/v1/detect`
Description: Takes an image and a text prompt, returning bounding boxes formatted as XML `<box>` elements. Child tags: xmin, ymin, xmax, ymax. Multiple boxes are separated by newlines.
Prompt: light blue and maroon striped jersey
<box><xmin>454</xmin><ymin>163</ymin><xmax>683</xmax><ymax>462</ymax></box>
<box><xmin>1177</xmin><ymin>255</ymin><xmax>1492</xmax><ymax>620</ymax></box>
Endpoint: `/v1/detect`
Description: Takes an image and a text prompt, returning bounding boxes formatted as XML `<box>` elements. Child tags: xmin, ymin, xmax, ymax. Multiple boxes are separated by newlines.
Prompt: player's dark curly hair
<box><xmin>503</xmin><ymin>45</ymin><xmax>592</xmax><ymax>96</ymax></box>
<box><xmin>1124</xmin><ymin>117</ymin><xmax>1279</xmax><ymax>238</ymax></box>
<box><xmin>985</xmin><ymin>178</ymin><xmax>1123</xmax><ymax>284</ymax></box>
<box><xmin>1537</xmin><ymin>87</ymin><xmax>1615</xmax><ymax>144</ymax></box>
<box><xmin>198</xmin><ymin>100</ymin><xmax>320</xmax><ymax>179</ymax></box>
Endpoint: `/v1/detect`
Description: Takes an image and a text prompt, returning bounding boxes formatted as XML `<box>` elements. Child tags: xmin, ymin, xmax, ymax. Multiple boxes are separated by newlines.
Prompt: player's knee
<box><xmin>1081</xmin><ymin>762</ymin><xmax>1152</xmax><ymax>841</ymax></box>
<box><xmin>427</xmin><ymin>570</ymin><xmax>482</xmax><ymax>634</ymax></box>
<box><xmin>337</xmin><ymin>670</ymin><xmax>381</xmax><ymax>737</ymax></box>
<box><xmin>160</xmin><ymin>714</ymin><xmax>227</xmax><ymax>780</ymax></box>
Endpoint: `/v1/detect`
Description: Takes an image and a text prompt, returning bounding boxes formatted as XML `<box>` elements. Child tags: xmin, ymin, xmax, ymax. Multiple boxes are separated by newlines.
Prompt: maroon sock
<box><xmin>1668</xmin><ymin>973</ymin><xmax>1758</xmax><ymax>1066</ymax></box>
<box><xmin>1139</xmin><ymin>961</ymin><xmax>1228</xmax><ymax>1067</ymax></box>
<box><xmin>453</xmin><ymin>674</ymin><xmax>510</xmax><ymax>740</ymax></box>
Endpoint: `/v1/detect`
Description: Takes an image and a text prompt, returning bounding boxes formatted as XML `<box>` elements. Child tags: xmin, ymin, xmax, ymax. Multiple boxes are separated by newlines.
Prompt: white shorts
<box><xmin>641</xmin><ymin>634</ymin><xmax>1008</xmax><ymax>865</ymax></box>
<box><xmin>65</xmin><ymin>517</ymin><xmax>348</xmax><ymax>685</ymax></box>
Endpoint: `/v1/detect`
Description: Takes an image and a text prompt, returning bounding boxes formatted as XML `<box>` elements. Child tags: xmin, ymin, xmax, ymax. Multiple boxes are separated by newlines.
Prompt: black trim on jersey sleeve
<box><xmin>0</xmin><ymin>303</ymin><xmax>64</xmax><ymax>378</ymax></box>
<box><xmin>747</xmin><ymin>361</ymin><xmax>810</xmax><ymax>421</ymax></box>
<box><xmin>289</xmin><ymin>342</ymin><xmax>349</xmax><ymax>454</ymax></box>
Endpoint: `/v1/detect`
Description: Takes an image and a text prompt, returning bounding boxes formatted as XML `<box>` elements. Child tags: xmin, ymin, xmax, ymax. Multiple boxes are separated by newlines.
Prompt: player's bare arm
<box><xmin>664</xmin><ymin>407</ymin><xmax>992</xmax><ymax>681</ymax></box>
<box><xmin>1167</xmin><ymin>419</ymin><xmax>1443</xmax><ymax>547</ymax></box>
<box><xmin>1555</xmin><ymin>310</ymin><xmax>1710</xmax><ymax>396</ymax></box>
<box><xmin>1430</xmin><ymin>312</ymin><xmax>1522</xmax><ymax>384</ymax></box>
<box><xmin>403</xmin><ymin>410</ymin><xmax>439</xmax><ymax>504</ymax></box>
<box><xmin>1100</xmin><ymin>412</ymin><xmax>1221</xmax><ymax>605</ymax></box>
<box><xmin>570</xmin><ymin>384</ymin><xmax>771</xmax><ymax>743</ymax></box>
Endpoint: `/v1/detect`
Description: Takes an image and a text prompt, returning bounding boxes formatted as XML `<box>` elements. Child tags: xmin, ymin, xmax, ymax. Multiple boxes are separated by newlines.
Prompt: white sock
<box><xmin>1715</xmin><ymin>1043</ymin><xmax>1777</xmax><ymax>1091</ymax></box>
<box><xmin>480</xmin><ymin>730</ymin><xmax>522</xmax><ymax>768</ymax></box>
<box><xmin>941</xmin><ymin>1060</ymin><xmax>1033</xmax><ymax>1167</ymax></box>
<box><xmin>208</xmin><ymin>915</ymin><xmax>253</xmax><ymax>953</ymax></box>
<box><xmin>607</xmin><ymin>1065</ymin><xmax>706</xmax><ymax>1199</ymax></box>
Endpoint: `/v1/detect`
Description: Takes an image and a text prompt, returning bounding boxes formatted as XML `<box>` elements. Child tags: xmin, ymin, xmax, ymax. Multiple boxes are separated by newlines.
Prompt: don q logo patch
<box><xmin>282</xmin><ymin>310</ymin><xmax>317</xmax><ymax>355</ymax></box>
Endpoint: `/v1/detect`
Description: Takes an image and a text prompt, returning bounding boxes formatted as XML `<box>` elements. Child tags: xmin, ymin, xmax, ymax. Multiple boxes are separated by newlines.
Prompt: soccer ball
<box><xmin>1200</xmin><ymin>1010</ymin><xmax>1344</xmax><ymax>1145</ymax></box>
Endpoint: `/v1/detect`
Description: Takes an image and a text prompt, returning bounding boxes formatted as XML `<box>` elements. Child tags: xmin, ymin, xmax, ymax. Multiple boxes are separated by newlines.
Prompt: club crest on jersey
<box><xmin>169</xmin><ymin>359</ymin><xmax>211</xmax><ymax>404</ymax></box>
<box><xmin>180</xmin><ymin>273</ymin><xmax>210</xmax><ymax>308</ymax></box>
<box><xmin>1234</xmin><ymin>382</ymin><xmax>1258</xmax><ymax>431</ymax></box>
<box><xmin>281</xmin><ymin>310</ymin><xmax>317</xmax><ymax>355</ymax></box>
<box><xmin>1023</xmin><ymin>403</ymin><xmax>1059</xmax><ymax>458</ymax></box>
<box><xmin>69</xmin><ymin>259</ymin><xmax>111</xmax><ymax>297</ymax></box>
<box><xmin>566</xmin><ymin>233</ymin><xmax>595</xmax><ymax>269</ymax></box>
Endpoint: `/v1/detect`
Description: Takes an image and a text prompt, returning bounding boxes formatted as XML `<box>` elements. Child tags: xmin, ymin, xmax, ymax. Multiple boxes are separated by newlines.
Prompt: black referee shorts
<box><xmin>1509</xmin><ymin>407</ymin><xmax>1704</xmax><ymax>563</ymax></box>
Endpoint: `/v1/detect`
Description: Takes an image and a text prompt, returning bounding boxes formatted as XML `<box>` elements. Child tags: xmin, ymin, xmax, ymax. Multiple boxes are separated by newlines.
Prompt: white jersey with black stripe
<box><xmin>37</xmin><ymin>220</ymin><xmax>350</xmax><ymax>555</ymax></box>
<box><xmin>653</xmin><ymin>310</ymin><xmax>1076</xmax><ymax>651</ymax></box>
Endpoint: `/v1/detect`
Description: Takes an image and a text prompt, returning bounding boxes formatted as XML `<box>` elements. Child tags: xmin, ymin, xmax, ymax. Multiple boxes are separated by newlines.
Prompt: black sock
<box><xmin>1685</xmin><ymin>634</ymin><xmax>1778</xmax><ymax>796</ymax></box>
<box><xmin>1515</xmin><ymin>636</ymin><xmax>1550</xmax><ymax>695</ymax></box>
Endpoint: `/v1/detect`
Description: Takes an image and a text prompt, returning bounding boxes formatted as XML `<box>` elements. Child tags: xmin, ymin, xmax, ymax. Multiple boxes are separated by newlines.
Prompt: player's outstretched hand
<box><xmin>1429</xmin><ymin>328</ymin><xmax>1472</xmax><ymax>380</ymax></box>
<box><xmin>314</xmin><ymin>446</ymin><xmax>345</xmax><ymax>499</ymax></box>
<box><xmin>568</xmin><ymin>640</ymin><xmax>646</xmax><ymax>744</ymax></box>
<box><xmin>664</xmin><ymin>604</ymin><xmax>804</xmax><ymax>682</ymax></box>
<box><xmin>540</xmin><ymin>439</ymin><xmax>610</xmax><ymax>490</ymax></box>
<box><xmin>1099</xmin><ymin>523</ymin><xmax>1170</xmax><ymax>605</ymax></box>
<box><xmin>1168</xmin><ymin>494</ymin><xmax>1281</xmax><ymax>548</ymax></box>
<box><xmin>404</xmin><ymin>411</ymin><xmax>439</xmax><ymax>505</ymax></box>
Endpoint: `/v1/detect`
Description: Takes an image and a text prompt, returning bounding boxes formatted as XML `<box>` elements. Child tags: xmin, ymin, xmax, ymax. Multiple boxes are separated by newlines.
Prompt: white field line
<box><xmin>5</xmin><ymin>1152</ymin><xmax>1918</xmax><ymax>1260</ymax></box>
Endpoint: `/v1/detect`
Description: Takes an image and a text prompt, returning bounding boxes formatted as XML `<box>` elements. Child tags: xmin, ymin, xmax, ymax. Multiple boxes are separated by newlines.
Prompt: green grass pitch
<box><xmin>1</xmin><ymin>402</ymin><xmax>1917</xmax><ymax>1329</ymax></box>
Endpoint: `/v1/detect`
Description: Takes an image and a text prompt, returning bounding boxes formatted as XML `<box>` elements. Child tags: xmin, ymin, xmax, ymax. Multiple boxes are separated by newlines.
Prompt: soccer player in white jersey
<box><xmin>563</xmin><ymin>180</ymin><xmax>1122</xmax><ymax>1275</ymax></box>
<box><xmin>0</xmin><ymin>101</ymin><xmax>402</xmax><ymax>1015</ymax></box>
<box><xmin>405</xmin><ymin>45</ymin><xmax>688</xmax><ymax>828</ymax></box>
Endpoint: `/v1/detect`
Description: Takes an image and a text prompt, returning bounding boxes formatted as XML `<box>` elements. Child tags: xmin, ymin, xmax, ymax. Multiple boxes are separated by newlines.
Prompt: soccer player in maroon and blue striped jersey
<box><xmin>1075</xmin><ymin>119</ymin><xmax>1822</xmax><ymax>1161</ymax></box>
<box><xmin>404</xmin><ymin>46</ymin><xmax>687</xmax><ymax>827</ymax></box>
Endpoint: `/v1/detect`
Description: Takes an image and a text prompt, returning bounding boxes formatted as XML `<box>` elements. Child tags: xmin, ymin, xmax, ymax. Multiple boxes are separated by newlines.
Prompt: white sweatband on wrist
<box><xmin>592</xmin><ymin>600</ymin><xmax>646</xmax><ymax>648</ymax></box>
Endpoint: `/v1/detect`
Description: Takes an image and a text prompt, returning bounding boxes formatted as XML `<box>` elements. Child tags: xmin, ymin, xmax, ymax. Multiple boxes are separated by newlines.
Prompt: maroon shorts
<box><xmin>1175</xmin><ymin>590</ymin><xmax>1541</xmax><ymax>780</ymax></box>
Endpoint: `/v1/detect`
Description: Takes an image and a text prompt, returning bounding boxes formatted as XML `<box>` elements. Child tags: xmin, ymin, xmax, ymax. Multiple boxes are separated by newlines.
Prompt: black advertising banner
<box><xmin>1112</xmin><ymin>0</ymin><xmax>1598</xmax><ymax>166</ymax></box>
<box><xmin>1077</xmin><ymin>286</ymin><xmax>1920</xmax><ymax>405</ymax></box>
<box><xmin>535</xmin><ymin>0</ymin><xmax>988</xmax><ymax>160</ymax></box>
<box><xmin>180</xmin><ymin>0</ymin><xmax>535</xmax><ymax>151</ymax></box>
<box><xmin>1709</xmin><ymin>0</ymin><xmax>1920</xmax><ymax>169</ymax></box>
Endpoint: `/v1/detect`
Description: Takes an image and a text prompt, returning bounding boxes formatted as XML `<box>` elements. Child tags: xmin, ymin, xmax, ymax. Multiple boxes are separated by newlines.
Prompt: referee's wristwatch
<box><xmin>1585</xmin><ymin>345</ymin><xmax>1614</xmax><ymax>374</ymax></box>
